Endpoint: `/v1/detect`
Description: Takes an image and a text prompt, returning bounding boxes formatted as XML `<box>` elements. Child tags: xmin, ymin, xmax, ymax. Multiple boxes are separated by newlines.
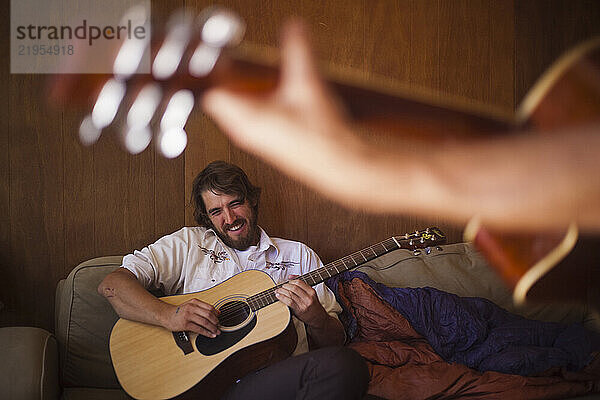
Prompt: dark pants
<box><xmin>221</xmin><ymin>347</ymin><xmax>370</xmax><ymax>400</ymax></box>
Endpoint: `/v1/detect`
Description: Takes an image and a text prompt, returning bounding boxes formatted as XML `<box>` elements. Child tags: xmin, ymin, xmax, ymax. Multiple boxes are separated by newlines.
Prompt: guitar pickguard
<box><xmin>195</xmin><ymin>315</ymin><xmax>257</xmax><ymax>356</ymax></box>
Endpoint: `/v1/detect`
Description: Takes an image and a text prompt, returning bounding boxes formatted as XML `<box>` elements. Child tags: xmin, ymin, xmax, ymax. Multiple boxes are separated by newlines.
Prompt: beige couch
<box><xmin>1</xmin><ymin>256</ymin><xmax>128</xmax><ymax>400</ymax></box>
<box><xmin>1</xmin><ymin>243</ymin><xmax>598</xmax><ymax>400</ymax></box>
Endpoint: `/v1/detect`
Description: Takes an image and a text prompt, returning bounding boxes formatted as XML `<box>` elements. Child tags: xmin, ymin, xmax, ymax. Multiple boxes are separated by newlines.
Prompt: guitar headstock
<box><xmin>393</xmin><ymin>227</ymin><xmax>447</xmax><ymax>250</ymax></box>
<box><xmin>51</xmin><ymin>7</ymin><xmax>256</xmax><ymax>158</ymax></box>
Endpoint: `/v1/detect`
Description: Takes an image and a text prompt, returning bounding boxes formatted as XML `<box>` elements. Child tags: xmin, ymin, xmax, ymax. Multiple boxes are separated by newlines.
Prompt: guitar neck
<box><xmin>300</xmin><ymin>236</ymin><xmax>401</xmax><ymax>285</ymax></box>
<box><xmin>50</xmin><ymin>42</ymin><xmax>513</xmax><ymax>142</ymax></box>
<box><xmin>219</xmin><ymin>47</ymin><xmax>514</xmax><ymax>137</ymax></box>
<box><xmin>246</xmin><ymin>228</ymin><xmax>445</xmax><ymax>312</ymax></box>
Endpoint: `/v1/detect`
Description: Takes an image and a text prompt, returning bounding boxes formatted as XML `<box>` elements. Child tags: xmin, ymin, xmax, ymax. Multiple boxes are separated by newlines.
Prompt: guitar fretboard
<box><xmin>246</xmin><ymin>237</ymin><xmax>403</xmax><ymax>312</ymax></box>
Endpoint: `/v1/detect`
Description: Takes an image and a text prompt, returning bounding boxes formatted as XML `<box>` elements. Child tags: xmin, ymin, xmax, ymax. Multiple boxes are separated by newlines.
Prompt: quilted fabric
<box><xmin>328</xmin><ymin>273</ymin><xmax>600</xmax><ymax>400</ymax></box>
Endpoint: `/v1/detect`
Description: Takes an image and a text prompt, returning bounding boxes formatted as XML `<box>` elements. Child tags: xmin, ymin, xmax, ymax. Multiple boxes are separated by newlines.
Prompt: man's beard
<box><xmin>211</xmin><ymin>213</ymin><xmax>260</xmax><ymax>251</ymax></box>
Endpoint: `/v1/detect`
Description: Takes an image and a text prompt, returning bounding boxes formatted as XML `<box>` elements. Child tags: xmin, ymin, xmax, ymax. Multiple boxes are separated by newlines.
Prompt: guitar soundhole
<box><xmin>218</xmin><ymin>300</ymin><xmax>251</xmax><ymax>328</ymax></box>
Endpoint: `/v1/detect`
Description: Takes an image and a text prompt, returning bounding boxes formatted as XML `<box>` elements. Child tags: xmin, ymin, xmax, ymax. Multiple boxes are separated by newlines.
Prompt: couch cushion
<box><xmin>0</xmin><ymin>327</ymin><xmax>60</xmax><ymax>400</ymax></box>
<box><xmin>354</xmin><ymin>242</ymin><xmax>600</xmax><ymax>332</ymax></box>
<box><xmin>55</xmin><ymin>256</ymin><xmax>123</xmax><ymax>388</ymax></box>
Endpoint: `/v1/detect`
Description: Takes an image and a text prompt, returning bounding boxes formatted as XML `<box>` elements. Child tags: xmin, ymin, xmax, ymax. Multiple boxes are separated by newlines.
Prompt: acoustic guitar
<box><xmin>109</xmin><ymin>228</ymin><xmax>446</xmax><ymax>400</ymax></box>
<box><xmin>50</xmin><ymin>9</ymin><xmax>599</xmax><ymax>312</ymax></box>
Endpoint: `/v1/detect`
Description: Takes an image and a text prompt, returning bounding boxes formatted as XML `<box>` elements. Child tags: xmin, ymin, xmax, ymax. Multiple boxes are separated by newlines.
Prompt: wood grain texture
<box><xmin>410</xmin><ymin>0</ymin><xmax>441</xmax><ymax>90</ymax></box>
<box><xmin>489</xmin><ymin>1</ymin><xmax>515</xmax><ymax>111</ymax></box>
<box><xmin>0</xmin><ymin>2</ymin><xmax>10</xmax><ymax>320</ymax></box>
<box><xmin>8</xmin><ymin>74</ymin><xmax>65</xmax><ymax>329</ymax></box>
<box><xmin>110</xmin><ymin>270</ymin><xmax>291</xmax><ymax>400</ymax></box>
<box><xmin>63</xmin><ymin>106</ymin><xmax>95</xmax><ymax>271</ymax></box>
<box><xmin>515</xmin><ymin>0</ymin><xmax>600</xmax><ymax>105</ymax></box>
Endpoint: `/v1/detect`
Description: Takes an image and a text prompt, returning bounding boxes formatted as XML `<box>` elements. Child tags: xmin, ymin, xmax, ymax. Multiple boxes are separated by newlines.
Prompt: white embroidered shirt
<box><xmin>121</xmin><ymin>226</ymin><xmax>342</xmax><ymax>355</ymax></box>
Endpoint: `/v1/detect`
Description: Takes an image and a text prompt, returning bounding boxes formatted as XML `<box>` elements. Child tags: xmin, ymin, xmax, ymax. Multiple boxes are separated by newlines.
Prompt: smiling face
<box><xmin>201</xmin><ymin>190</ymin><xmax>260</xmax><ymax>251</ymax></box>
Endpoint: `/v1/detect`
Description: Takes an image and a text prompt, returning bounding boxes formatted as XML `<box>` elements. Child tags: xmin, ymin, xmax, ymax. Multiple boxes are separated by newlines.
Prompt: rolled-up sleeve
<box><xmin>121</xmin><ymin>228</ymin><xmax>190</xmax><ymax>294</ymax></box>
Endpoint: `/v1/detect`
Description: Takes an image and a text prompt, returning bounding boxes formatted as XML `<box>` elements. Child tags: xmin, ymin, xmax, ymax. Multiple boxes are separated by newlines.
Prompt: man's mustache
<box><xmin>223</xmin><ymin>219</ymin><xmax>245</xmax><ymax>231</ymax></box>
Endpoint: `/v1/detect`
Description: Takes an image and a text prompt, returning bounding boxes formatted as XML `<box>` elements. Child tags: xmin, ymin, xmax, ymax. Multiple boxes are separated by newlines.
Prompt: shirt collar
<box><xmin>256</xmin><ymin>227</ymin><xmax>279</xmax><ymax>256</ymax></box>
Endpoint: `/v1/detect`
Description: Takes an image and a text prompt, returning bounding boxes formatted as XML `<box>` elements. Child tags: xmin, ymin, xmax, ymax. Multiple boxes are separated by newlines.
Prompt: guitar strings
<box><xmin>213</xmin><ymin>235</ymin><xmax>435</xmax><ymax>326</ymax></box>
<box><xmin>216</xmin><ymin>241</ymin><xmax>401</xmax><ymax>325</ymax></box>
<box><xmin>216</xmin><ymin>238</ymin><xmax>405</xmax><ymax>324</ymax></box>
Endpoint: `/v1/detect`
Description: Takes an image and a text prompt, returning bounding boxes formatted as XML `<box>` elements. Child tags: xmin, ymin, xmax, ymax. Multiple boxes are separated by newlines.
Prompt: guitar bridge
<box><xmin>172</xmin><ymin>331</ymin><xmax>194</xmax><ymax>355</ymax></box>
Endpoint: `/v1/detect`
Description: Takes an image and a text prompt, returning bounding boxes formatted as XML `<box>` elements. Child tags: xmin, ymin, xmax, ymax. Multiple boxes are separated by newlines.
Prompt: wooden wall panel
<box><xmin>8</xmin><ymin>75</ymin><xmax>65</xmax><ymax>329</ymax></box>
<box><xmin>155</xmin><ymin>154</ymin><xmax>186</xmax><ymax>238</ymax></box>
<box><xmin>184</xmin><ymin>114</ymin><xmax>231</xmax><ymax>227</ymax></box>
<box><xmin>410</xmin><ymin>0</ymin><xmax>441</xmax><ymax>90</ymax></box>
<box><xmin>515</xmin><ymin>0</ymin><xmax>600</xmax><ymax>104</ymax></box>
<box><xmin>439</xmin><ymin>1</ymin><xmax>491</xmax><ymax>102</ymax></box>
<box><xmin>125</xmin><ymin>149</ymin><xmax>156</xmax><ymax>249</ymax></box>
<box><xmin>0</xmin><ymin>3</ymin><xmax>10</xmax><ymax>319</ymax></box>
<box><xmin>93</xmin><ymin>134</ymin><xmax>131</xmax><ymax>256</ymax></box>
<box><xmin>489</xmin><ymin>1</ymin><xmax>515</xmax><ymax>111</ymax></box>
<box><xmin>366</xmin><ymin>0</ymin><xmax>411</xmax><ymax>81</ymax></box>
<box><xmin>63</xmin><ymin>110</ymin><xmax>95</xmax><ymax>270</ymax></box>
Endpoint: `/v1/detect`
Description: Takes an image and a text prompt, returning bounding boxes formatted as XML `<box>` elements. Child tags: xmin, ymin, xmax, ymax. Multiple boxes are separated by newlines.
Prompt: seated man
<box><xmin>98</xmin><ymin>160</ymin><xmax>368</xmax><ymax>400</ymax></box>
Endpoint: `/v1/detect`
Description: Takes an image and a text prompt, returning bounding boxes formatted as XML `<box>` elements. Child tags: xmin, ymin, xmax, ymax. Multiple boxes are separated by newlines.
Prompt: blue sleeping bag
<box><xmin>327</xmin><ymin>271</ymin><xmax>600</xmax><ymax>376</ymax></box>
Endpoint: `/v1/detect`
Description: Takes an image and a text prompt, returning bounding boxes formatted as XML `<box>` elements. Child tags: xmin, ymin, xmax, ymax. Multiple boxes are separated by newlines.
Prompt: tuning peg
<box><xmin>199</xmin><ymin>7</ymin><xmax>245</xmax><ymax>49</ymax></box>
<box><xmin>157</xmin><ymin>89</ymin><xmax>194</xmax><ymax>158</ymax></box>
<box><xmin>189</xmin><ymin>8</ymin><xmax>246</xmax><ymax>77</ymax></box>
<box><xmin>79</xmin><ymin>78</ymin><xmax>127</xmax><ymax>146</ymax></box>
<box><xmin>113</xmin><ymin>4</ymin><xmax>151</xmax><ymax>80</ymax></box>
<box><xmin>153</xmin><ymin>10</ymin><xmax>194</xmax><ymax>80</ymax></box>
<box><xmin>79</xmin><ymin>115</ymin><xmax>101</xmax><ymax>146</ymax></box>
<box><xmin>122</xmin><ymin>83</ymin><xmax>162</xmax><ymax>154</ymax></box>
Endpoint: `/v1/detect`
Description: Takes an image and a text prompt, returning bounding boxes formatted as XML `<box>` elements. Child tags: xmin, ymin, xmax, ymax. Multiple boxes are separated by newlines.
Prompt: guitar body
<box><xmin>464</xmin><ymin>219</ymin><xmax>580</xmax><ymax>304</ymax></box>
<box><xmin>109</xmin><ymin>269</ymin><xmax>296</xmax><ymax>400</ymax></box>
<box><xmin>465</xmin><ymin>37</ymin><xmax>600</xmax><ymax>306</ymax></box>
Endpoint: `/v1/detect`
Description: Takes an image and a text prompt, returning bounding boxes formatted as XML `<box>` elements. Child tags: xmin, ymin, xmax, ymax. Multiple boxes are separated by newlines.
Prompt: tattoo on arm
<box><xmin>103</xmin><ymin>288</ymin><xmax>116</xmax><ymax>298</ymax></box>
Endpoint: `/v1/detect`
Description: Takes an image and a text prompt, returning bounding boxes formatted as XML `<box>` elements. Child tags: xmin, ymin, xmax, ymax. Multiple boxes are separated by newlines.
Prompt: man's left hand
<box><xmin>275</xmin><ymin>279</ymin><xmax>328</xmax><ymax>328</ymax></box>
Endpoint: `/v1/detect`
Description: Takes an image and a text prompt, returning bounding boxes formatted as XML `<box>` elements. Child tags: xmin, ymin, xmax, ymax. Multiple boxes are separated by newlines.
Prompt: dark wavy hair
<box><xmin>191</xmin><ymin>161</ymin><xmax>261</xmax><ymax>228</ymax></box>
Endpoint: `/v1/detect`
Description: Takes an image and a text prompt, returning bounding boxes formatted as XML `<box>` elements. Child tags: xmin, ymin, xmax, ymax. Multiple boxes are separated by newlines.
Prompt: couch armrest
<box><xmin>0</xmin><ymin>327</ymin><xmax>60</xmax><ymax>400</ymax></box>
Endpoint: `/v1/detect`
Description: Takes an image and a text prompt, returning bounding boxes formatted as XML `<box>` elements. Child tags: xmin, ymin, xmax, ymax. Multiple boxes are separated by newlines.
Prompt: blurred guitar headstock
<box><xmin>49</xmin><ymin>6</ymin><xmax>251</xmax><ymax>158</ymax></box>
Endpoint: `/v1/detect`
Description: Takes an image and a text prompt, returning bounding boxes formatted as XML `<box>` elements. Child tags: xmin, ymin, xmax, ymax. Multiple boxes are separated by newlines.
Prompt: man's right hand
<box><xmin>99</xmin><ymin>268</ymin><xmax>222</xmax><ymax>338</ymax></box>
<box><xmin>163</xmin><ymin>298</ymin><xmax>221</xmax><ymax>338</ymax></box>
